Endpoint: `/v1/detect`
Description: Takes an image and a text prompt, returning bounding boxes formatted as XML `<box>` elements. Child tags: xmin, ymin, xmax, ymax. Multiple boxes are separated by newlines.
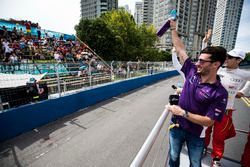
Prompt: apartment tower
<box><xmin>80</xmin><ymin>0</ymin><xmax>118</xmax><ymax>19</ymax></box>
<box><xmin>153</xmin><ymin>0</ymin><xmax>217</xmax><ymax>57</ymax></box>
<box><xmin>143</xmin><ymin>0</ymin><xmax>154</xmax><ymax>25</ymax></box>
<box><xmin>134</xmin><ymin>2</ymin><xmax>143</xmax><ymax>26</ymax></box>
<box><xmin>212</xmin><ymin>0</ymin><xmax>244</xmax><ymax>50</ymax></box>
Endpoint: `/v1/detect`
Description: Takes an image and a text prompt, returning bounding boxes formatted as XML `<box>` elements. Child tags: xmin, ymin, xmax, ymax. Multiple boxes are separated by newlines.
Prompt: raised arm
<box><xmin>202</xmin><ymin>29</ymin><xmax>212</xmax><ymax>49</ymax></box>
<box><xmin>170</xmin><ymin>20</ymin><xmax>188</xmax><ymax>64</ymax></box>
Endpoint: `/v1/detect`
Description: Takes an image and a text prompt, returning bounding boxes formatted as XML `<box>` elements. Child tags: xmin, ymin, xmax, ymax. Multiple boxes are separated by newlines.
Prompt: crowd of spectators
<box><xmin>0</xmin><ymin>20</ymin><xmax>109</xmax><ymax>76</ymax></box>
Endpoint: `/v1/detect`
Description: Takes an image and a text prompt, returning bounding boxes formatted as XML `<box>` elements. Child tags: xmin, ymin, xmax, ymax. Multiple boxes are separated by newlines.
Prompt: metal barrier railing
<box><xmin>0</xmin><ymin>60</ymin><xmax>175</xmax><ymax>110</ymax></box>
<box><xmin>129</xmin><ymin>112</ymin><xmax>249</xmax><ymax>167</ymax></box>
<box><xmin>130</xmin><ymin>109</ymin><xmax>170</xmax><ymax>167</ymax></box>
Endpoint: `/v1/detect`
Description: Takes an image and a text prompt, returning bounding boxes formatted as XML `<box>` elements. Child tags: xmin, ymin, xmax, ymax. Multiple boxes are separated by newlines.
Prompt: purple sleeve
<box><xmin>206</xmin><ymin>91</ymin><xmax>228</xmax><ymax>121</ymax></box>
<box><xmin>181</xmin><ymin>58</ymin><xmax>197</xmax><ymax>78</ymax></box>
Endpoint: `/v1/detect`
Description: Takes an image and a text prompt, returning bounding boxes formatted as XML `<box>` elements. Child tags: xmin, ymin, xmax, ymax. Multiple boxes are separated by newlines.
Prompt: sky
<box><xmin>0</xmin><ymin>0</ymin><xmax>249</xmax><ymax>51</ymax></box>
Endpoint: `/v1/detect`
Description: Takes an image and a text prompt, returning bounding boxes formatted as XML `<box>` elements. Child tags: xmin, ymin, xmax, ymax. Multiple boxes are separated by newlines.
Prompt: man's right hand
<box><xmin>170</xmin><ymin>20</ymin><xmax>177</xmax><ymax>31</ymax></box>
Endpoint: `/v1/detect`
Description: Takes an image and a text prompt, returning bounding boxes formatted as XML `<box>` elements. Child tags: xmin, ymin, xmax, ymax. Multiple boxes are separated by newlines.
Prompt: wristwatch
<box><xmin>183</xmin><ymin>110</ymin><xmax>189</xmax><ymax>118</ymax></box>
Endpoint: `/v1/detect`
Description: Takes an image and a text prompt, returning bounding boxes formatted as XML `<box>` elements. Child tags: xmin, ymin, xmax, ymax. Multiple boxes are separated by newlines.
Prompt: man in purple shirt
<box><xmin>166</xmin><ymin>20</ymin><xmax>228</xmax><ymax>167</ymax></box>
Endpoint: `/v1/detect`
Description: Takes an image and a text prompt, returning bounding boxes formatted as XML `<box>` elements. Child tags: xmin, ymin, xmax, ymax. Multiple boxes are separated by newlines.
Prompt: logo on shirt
<box><xmin>199</xmin><ymin>89</ymin><xmax>209</xmax><ymax>99</ymax></box>
<box><xmin>215</xmin><ymin>108</ymin><xmax>222</xmax><ymax>113</ymax></box>
<box><xmin>230</xmin><ymin>78</ymin><xmax>243</xmax><ymax>83</ymax></box>
<box><xmin>188</xmin><ymin>75</ymin><xmax>196</xmax><ymax>84</ymax></box>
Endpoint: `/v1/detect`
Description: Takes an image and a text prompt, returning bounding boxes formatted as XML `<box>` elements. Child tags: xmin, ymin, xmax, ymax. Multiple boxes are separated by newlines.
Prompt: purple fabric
<box><xmin>176</xmin><ymin>59</ymin><xmax>228</xmax><ymax>137</ymax></box>
<box><xmin>157</xmin><ymin>20</ymin><xmax>170</xmax><ymax>37</ymax></box>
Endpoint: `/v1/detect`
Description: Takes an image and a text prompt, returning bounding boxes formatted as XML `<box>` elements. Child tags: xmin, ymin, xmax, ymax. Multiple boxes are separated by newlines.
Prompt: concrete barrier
<box><xmin>0</xmin><ymin>70</ymin><xmax>179</xmax><ymax>142</ymax></box>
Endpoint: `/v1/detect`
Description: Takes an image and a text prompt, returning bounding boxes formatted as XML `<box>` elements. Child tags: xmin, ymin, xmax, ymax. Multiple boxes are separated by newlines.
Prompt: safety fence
<box><xmin>0</xmin><ymin>61</ymin><xmax>175</xmax><ymax>110</ymax></box>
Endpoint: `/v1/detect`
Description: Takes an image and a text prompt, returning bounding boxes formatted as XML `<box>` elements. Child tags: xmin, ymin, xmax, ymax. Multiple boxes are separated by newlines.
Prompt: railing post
<box><xmin>111</xmin><ymin>61</ymin><xmax>114</xmax><ymax>81</ymax></box>
<box><xmin>137</xmin><ymin>61</ymin><xmax>140</xmax><ymax>77</ymax></box>
<box><xmin>56</xmin><ymin>63</ymin><xmax>61</xmax><ymax>97</ymax></box>
<box><xmin>146</xmin><ymin>61</ymin><xmax>149</xmax><ymax>75</ymax></box>
<box><xmin>63</xmin><ymin>81</ymin><xmax>67</xmax><ymax>93</ymax></box>
<box><xmin>0</xmin><ymin>97</ymin><xmax>3</xmax><ymax>111</ymax></box>
<box><xmin>88</xmin><ymin>61</ymin><xmax>92</xmax><ymax>87</ymax></box>
<box><xmin>127</xmin><ymin>61</ymin><xmax>130</xmax><ymax>79</ymax></box>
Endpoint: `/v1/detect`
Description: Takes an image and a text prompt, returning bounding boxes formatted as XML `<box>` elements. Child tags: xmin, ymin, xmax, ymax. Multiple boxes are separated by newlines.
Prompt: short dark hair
<box><xmin>200</xmin><ymin>46</ymin><xmax>227</xmax><ymax>67</ymax></box>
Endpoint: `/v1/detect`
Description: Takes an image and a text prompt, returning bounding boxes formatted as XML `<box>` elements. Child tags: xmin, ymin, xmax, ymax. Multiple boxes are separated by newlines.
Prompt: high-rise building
<box><xmin>212</xmin><ymin>0</ymin><xmax>244</xmax><ymax>50</ymax></box>
<box><xmin>153</xmin><ymin>0</ymin><xmax>217</xmax><ymax>57</ymax></box>
<box><xmin>80</xmin><ymin>0</ymin><xmax>118</xmax><ymax>19</ymax></box>
<box><xmin>142</xmin><ymin>0</ymin><xmax>154</xmax><ymax>25</ymax></box>
<box><xmin>182</xmin><ymin>0</ymin><xmax>217</xmax><ymax>56</ymax></box>
<box><xmin>134</xmin><ymin>2</ymin><xmax>143</xmax><ymax>25</ymax></box>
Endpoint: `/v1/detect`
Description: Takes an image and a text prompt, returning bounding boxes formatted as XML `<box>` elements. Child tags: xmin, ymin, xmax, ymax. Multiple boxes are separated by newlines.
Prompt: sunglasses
<box><xmin>197</xmin><ymin>58</ymin><xmax>215</xmax><ymax>65</ymax></box>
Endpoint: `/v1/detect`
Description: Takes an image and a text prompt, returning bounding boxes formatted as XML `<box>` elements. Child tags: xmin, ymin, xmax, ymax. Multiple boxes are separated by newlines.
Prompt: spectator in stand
<box><xmin>0</xmin><ymin>38</ymin><xmax>3</xmax><ymax>60</ymax></box>
<box><xmin>2</xmin><ymin>26</ymin><xmax>9</xmax><ymax>39</ymax></box>
<box><xmin>9</xmin><ymin>51</ymin><xmax>19</xmax><ymax>72</ymax></box>
<box><xmin>78</xmin><ymin>59</ymin><xmax>88</xmax><ymax>77</ymax></box>
<box><xmin>18</xmin><ymin>28</ymin><xmax>25</xmax><ymax>39</ymax></box>
<box><xmin>37</xmin><ymin>23</ymin><xmax>41</xmax><ymax>40</ymax></box>
<box><xmin>4</xmin><ymin>43</ymin><xmax>13</xmax><ymax>58</ymax></box>
<box><xmin>44</xmin><ymin>32</ymin><xmax>49</xmax><ymax>40</ymax></box>
<box><xmin>82</xmin><ymin>49</ymin><xmax>90</xmax><ymax>61</ymax></box>
<box><xmin>59</xmin><ymin>34</ymin><xmax>63</xmax><ymax>40</ymax></box>
<box><xmin>11</xmin><ymin>27</ymin><xmax>18</xmax><ymax>41</ymax></box>
<box><xmin>15</xmin><ymin>49</ymin><xmax>23</xmax><ymax>70</ymax></box>
<box><xmin>65</xmin><ymin>50</ymin><xmax>74</xmax><ymax>62</ymax></box>
<box><xmin>2</xmin><ymin>38</ymin><xmax>9</xmax><ymax>54</ymax></box>
<box><xmin>90</xmin><ymin>57</ymin><xmax>98</xmax><ymax>71</ymax></box>
<box><xmin>27</xmin><ymin>39</ymin><xmax>36</xmax><ymax>55</ymax></box>
<box><xmin>12</xmin><ymin>40</ymin><xmax>20</xmax><ymax>50</ymax></box>
<box><xmin>19</xmin><ymin>37</ymin><xmax>27</xmax><ymax>50</ymax></box>
<box><xmin>41</xmin><ymin>36</ymin><xmax>48</xmax><ymax>46</ymax></box>
<box><xmin>52</xmin><ymin>35</ymin><xmax>56</xmax><ymax>41</ymax></box>
<box><xmin>54</xmin><ymin>51</ymin><xmax>63</xmax><ymax>62</ymax></box>
<box><xmin>2</xmin><ymin>54</ymin><xmax>10</xmax><ymax>72</ymax></box>
<box><xmin>24</xmin><ymin>21</ymin><xmax>31</xmax><ymax>37</ymax></box>
<box><xmin>75</xmin><ymin>51</ymin><xmax>82</xmax><ymax>61</ymax></box>
<box><xmin>4</xmin><ymin>43</ymin><xmax>13</xmax><ymax>71</ymax></box>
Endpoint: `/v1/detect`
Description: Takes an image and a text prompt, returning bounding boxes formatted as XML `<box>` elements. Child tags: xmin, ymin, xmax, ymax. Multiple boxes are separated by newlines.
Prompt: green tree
<box><xmin>75</xmin><ymin>18</ymin><xmax>119</xmax><ymax>60</ymax></box>
<box><xmin>101</xmin><ymin>9</ymin><xmax>141</xmax><ymax>60</ymax></box>
<box><xmin>75</xmin><ymin>9</ymin><xmax>169</xmax><ymax>61</ymax></box>
<box><xmin>246</xmin><ymin>52</ymin><xmax>250</xmax><ymax>60</ymax></box>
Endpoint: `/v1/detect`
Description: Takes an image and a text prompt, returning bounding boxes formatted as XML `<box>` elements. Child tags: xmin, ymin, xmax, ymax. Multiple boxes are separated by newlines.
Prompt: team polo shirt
<box><xmin>177</xmin><ymin>58</ymin><xmax>228</xmax><ymax>138</ymax></box>
<box><xmin>218</xmin><ymin>67</ymin><xmax>250</xmax><ymax>109</ymax></box>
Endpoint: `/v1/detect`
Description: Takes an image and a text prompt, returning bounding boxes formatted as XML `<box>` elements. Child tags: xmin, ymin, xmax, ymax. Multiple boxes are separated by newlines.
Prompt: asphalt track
<box><xmin>0</xmin><ymin>76</ymin><xmax>249</xmax><ymax>167</ymax></box>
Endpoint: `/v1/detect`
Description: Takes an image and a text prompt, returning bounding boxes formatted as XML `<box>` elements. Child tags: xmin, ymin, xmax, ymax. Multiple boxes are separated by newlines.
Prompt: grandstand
<box><xmin>0</xmin><ymin>18</ymin><xmax>113</xmax><ymax>109</ymax></box>
<box><xmin>0</xmin><ymin>18</ymin><xmax>172</xmax><ymax>110</ymax></box>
